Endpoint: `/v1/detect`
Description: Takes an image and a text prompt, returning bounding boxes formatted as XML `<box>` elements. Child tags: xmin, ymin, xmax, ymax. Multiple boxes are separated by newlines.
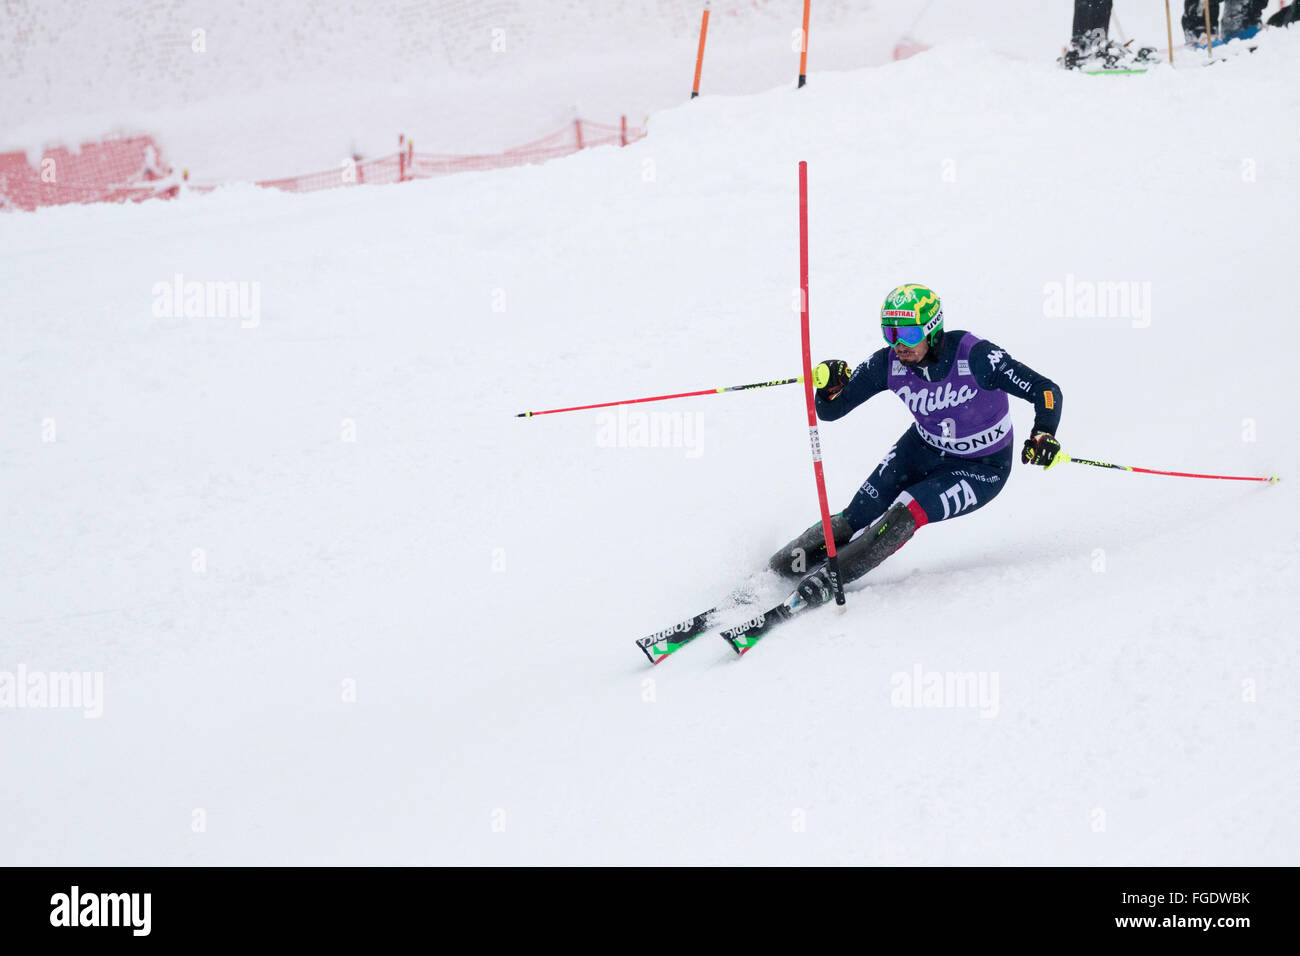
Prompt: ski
<box><xmin>635</xmin><ymin>595</ymin><xmax>803</xmax><ymax>664</ymax></box>
<box><xmin>633</xmin><ymin>578</ymin><xmax>774</xmax><ymax>664</ymax></box>
<box><xmin>634</xmin><ymin>609</ymin><xmax>718</xmax><ymax>665</ymax></box>
<box><xmin>719</xmin><ymin>589</ymin><xmax>815</xmax><ymax>657</ymax></box>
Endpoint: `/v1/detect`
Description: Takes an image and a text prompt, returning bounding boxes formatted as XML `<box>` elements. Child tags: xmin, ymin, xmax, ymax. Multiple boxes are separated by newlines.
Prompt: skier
<box><xmin>1059</xmin><ymin>0</ymin><xmax>1157</xmax><ymax>70</ymax></box>
<box><xmin>767</xmin><ymin>284</ymin><xmax>1064</xmax><ymax>608</ymax></box>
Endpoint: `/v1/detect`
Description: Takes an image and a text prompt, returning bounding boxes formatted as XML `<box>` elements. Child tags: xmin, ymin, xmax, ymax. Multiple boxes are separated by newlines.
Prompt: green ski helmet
<box><xmin>880</xmin><ymin>283</ymin><xmax>943</xmax><ymax>349</ymax></box>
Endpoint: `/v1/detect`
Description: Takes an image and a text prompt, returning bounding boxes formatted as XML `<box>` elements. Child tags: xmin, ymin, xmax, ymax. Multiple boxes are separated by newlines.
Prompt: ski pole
<box><xmin>515</xmin><ymin>376</ymin><xmax>801</xmax><ymax>418</ymax></box>
<box><xmin>1057</xmin><ymin>452</ymin><xmax>1279</xmax><ymax>483</ymax></box>
<box><xmin>798</xmin><ymin>160</ymin><xmax>846</xmax><ymax>611</ymax></box>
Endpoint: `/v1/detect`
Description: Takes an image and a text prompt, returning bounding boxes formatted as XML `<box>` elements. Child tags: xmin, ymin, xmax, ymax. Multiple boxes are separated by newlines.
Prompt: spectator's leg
<box><xmin>1072</xmin><ymin>0</ymin><xmax>1115</xmax><ymax>53</ymax></box>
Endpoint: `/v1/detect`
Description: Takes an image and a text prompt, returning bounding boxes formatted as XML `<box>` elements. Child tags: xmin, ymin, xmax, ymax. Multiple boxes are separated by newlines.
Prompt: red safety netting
<box><xmin>252</xmin><ymin>117</ymin><xmax>644</xmax><ymax>195</ymax></box>
<box><xmin>892</xmin><ymin>36</ymin><xmax>933</xmax><ymax>61</ymax></box>
<box><xmin>0</xmin><ymin>136</ymin><xmax>179</xmax><ymax>212</ymax></box>
<box><xmin>0</xmin><ymin>118</ymin><xmax>645</xmax><ymax>212</ymax></box>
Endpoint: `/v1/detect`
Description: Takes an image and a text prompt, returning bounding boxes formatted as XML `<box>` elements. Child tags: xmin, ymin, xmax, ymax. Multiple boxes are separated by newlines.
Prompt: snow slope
<box><xmin>2</xmin><ymin>32</ymin><xmax>1298</xmax><ymax>864</ymax></box>
<box><xmin>3</xmin><ymin>0</ymin><xmax>1204</xmax><ymax>179</ymax></box>
<box><xmin>2</xmin><ymin>0</ymin><xmax>904</xmax><ymax>177</ymax></box>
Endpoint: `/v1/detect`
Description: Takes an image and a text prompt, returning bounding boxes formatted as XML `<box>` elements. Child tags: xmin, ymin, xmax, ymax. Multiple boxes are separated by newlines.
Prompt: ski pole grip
<box><xmin>812</xmin><ymin>362</ymin><xmax>831</xmax><ymax>389</ymax></box>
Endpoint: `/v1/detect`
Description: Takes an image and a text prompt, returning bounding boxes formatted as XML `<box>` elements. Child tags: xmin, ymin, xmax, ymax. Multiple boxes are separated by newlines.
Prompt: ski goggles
<box><xmin>881</xmin><ymin>323</ymin><xmax>928</xmax><ymax>347</ymax></box>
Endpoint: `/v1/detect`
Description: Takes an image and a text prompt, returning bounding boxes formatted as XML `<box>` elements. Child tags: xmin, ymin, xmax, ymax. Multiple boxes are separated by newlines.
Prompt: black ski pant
<box><xmin>1072</xmin><ymin>0</ymin><xmax>1114</xmax><ymax>47</ymax></box>
<box><xmin>1182</xmin><ymin>0</ymin><xmax>1269</xmax><ymax>42</ymax></box>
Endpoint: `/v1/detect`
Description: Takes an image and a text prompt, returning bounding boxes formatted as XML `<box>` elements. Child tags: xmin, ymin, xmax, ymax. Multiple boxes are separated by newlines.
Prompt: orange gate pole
<box><xmin>799</xmin><ymin>0</ymin><xmax>811</xmax><ymax>87</ymax></box>
<box><xmin>691</xmin><ymin>5</ymin><xmax>710</xmax><ymax>99</ymax></box>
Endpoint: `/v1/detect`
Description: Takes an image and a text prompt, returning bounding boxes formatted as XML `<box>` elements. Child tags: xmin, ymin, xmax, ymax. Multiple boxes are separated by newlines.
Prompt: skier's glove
<box><xmin>812</xmin><ymin>359</ymin><xmax>851</xmax><ymax>400</ymax></box>
<box><xmin>1021</xmin><ymin>430</ymin><xmax>1061</xmax><ymax>468</ymax></box>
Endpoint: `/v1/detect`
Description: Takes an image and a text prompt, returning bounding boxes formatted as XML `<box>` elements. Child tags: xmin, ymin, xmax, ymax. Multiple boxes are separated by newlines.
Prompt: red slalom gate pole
<box><xmin>691</xmin><ymin>5</ymin><xmax>710</xmax><ymax>99</ymax></box>
<box><xmin>798</xmin><ymin>160</ymin><xmax>845</xmax><ymax>609</ymax></box>
<box><xmin>1058</xmin><ymin>453</ymin><xmax>1280</xmax><ymax>484</ymax></box>
<box><xmin>798</xmin><ymin>0</ymin><xmax>811</xmax><ymax>87</ymax></box>
<box><xmin>515</xmin><ymin>376</ymin><xmax>801</xmax><ymax>418</ymax></box>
